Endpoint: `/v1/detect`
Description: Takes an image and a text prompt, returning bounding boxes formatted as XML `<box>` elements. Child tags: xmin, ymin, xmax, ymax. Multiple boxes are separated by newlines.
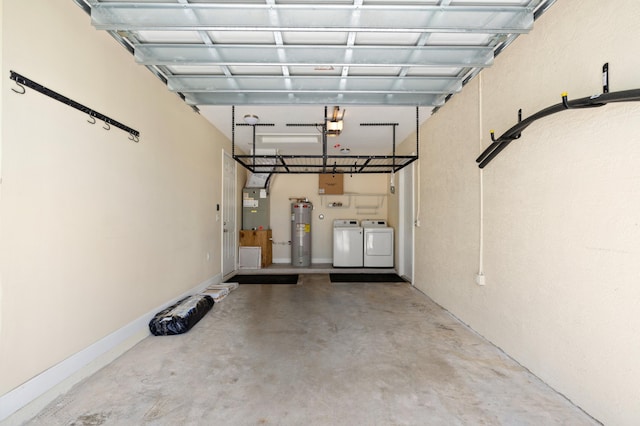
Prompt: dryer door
<box><xmin>365</xmin><ymin>229</ymin><xmax>393</xmax><ymax>256</ymax></box>
<box><xmin>364</xmin><ymin>228</ymin><xmax>394</xmax><ymax>267</ymax></box>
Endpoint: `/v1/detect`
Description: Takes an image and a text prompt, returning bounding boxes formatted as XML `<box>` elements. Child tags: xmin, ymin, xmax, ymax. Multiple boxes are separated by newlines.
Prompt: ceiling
<box><xmin>74</xmin><ymin>0</ymin><xmax>555</xmax><ymax>160</ymax></box>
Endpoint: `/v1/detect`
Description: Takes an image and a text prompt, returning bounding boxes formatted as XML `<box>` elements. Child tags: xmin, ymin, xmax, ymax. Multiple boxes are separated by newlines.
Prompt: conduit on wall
<box><xmin>477</xmin><ymin>73</ymin><xmax>485</xmax><ymax>285</ymax></box>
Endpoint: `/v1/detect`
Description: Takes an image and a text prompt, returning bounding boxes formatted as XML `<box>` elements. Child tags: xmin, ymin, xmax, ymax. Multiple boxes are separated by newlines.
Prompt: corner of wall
<box><xmin>0</xmin><ymin>273</ymin><xmax>221</xmax><ymax>424</ymax></box>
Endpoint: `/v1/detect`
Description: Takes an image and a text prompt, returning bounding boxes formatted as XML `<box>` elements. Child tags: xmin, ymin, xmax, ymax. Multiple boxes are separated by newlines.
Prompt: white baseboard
<box><xmin>0</xmin><ymin>274</ymin><xmax>221</xmax><ymax>425</ymax></box>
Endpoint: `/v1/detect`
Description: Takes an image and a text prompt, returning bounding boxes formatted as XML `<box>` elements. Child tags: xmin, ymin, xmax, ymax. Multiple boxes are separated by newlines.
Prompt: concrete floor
<box><xmin>28</xmin><ymin>274</ymin><xmax>596</xmax><ymax>425</ymax></box>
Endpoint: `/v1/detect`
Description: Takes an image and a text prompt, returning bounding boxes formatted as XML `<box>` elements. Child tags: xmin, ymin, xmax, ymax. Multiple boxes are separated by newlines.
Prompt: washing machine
<box><xmin>362</xmin><ymin>220</ymin><xmax>394</xmax><ymax>268</ymax></box>
<box><xmin>333</xmin><ymin>219</ymin><xmax>363</xmax><ymax>267</ymax></box>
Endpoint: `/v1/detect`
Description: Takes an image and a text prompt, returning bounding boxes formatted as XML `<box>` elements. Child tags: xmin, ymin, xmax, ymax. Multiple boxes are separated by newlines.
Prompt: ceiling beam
<box><xmin>166</xmin><ymin>75</ymin><xmax>463</xmax><ymax>94</ymax></box>
<box><xmin>90</xmin><ymin>3</ymin><xmax>534</xmax><ymax>34</ymax></box>
<box><xmin>134</xmin><ymin>44</ymin><xmax>494</xmax><ymax>68</ymax></box>
<box><xmin>182</xmin><ymin>92</ymin><xmax>445</xmax><ymax>106</ymax></box>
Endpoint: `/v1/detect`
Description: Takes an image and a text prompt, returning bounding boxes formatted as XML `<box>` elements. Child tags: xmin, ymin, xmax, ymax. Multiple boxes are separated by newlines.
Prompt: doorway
<box><xmin>398</xmin><ymin>162</ymin><xmax>415</xmax><ymax>282</ymax></box>
<box><xmin>222</xmin><ymin>151</ymin><xmax>237</xmax><ymax>278</ymax></box>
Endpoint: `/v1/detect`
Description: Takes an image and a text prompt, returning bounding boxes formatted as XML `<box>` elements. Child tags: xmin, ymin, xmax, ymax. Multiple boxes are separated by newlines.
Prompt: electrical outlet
<box><xmin>475</xmin><ymin>273</ymin><xmax>486</xmax><ymax>286</ymax></box>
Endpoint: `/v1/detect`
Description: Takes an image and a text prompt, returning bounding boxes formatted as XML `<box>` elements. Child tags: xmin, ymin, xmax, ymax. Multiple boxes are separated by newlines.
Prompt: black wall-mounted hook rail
<box><xmin>9</xmin><ymin>70</ymin><xmax>140</xmax><ymax>139</ymax></box>
<box><xmin>476</xmin><ymin>88</ymin><xmax>640</xmax><ymax>168</ymax></box>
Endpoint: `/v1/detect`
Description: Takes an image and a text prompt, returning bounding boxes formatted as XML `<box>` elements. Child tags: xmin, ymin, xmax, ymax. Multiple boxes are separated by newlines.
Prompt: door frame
<box><xmin>397</xmin><ymin>161</ymin><xmax>415</xmax><ymax>283</ymax></box>
<box><xmin>222</xmin><ymin>151</ymin><xmax>237</xmax><ymax>278</ymax></box>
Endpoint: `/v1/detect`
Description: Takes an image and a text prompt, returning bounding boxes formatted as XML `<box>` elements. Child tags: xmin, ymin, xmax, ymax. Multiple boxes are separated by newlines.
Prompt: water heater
<box><xmin>291</xmin><ymin>201</ymin><xmax>312</xmax><ymax>267</ymax></box>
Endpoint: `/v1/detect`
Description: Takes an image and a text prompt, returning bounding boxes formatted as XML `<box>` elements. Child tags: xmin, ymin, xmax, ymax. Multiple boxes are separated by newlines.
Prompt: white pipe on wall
<box><xmin>477</xmin><ymin>74</ymin><xmax>486</xmax><ymax>285</ymax></box>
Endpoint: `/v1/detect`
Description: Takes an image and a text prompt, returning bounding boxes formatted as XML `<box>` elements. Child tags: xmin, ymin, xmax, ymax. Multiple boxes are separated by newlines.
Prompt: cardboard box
<box><xmin>318</xmin><ymin>174</ymin><xmax>344</xmax><ymax>195</ymax></box>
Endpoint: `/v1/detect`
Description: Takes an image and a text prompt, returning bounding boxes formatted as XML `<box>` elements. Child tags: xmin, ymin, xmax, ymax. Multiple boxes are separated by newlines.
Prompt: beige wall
<box><xmin>0</xmin><ymin>0</ymin><xmax>231</xmax><ymax>402</ymax></box>
<box><xmin>266</xmin><ymin>173</ymin><xmax>388</xmax><ymax>263</ymax></box>
<box><xmin>401</xmin><ymin>1</ymin><xmax>640</xmax><ymax>424</ymax></box>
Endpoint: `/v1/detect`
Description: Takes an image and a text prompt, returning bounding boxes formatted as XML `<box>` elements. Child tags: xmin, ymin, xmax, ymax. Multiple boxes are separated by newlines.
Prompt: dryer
<box><xmin>362</xmin><ymin>220</ymin><xmax>394</xmax><ymax>268</ymax></box>
<box><xmin>333</xmin><ymin>219</ymin><xmax>363</xmax><ymax>267</ymax></box>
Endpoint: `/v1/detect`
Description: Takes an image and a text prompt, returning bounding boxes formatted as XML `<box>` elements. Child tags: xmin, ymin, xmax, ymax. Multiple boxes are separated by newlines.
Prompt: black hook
<box><xmin>602</xmin><ymin>63</ymin><xmax>609</xmax><ymax>93</ymax></box>
<box><xmin>87</xmin><ymin>114</ymin><xmax>96</xmax><ymax>125</ymax></box>
<box><xmin>514</xmin><ymin>109</ymin><xmax>522</xmax><ymax>139</ymax></box>
<box><xmin>103</xmin><ymin>120</ymin><xmax>111</xmax><ymax>131</ymax></box>
<box><xmin>128</xmin><ymin>133</ymin><xmax>139</xmax><ymax>143</ymax></box>
<box><xmin>561</xmin><ymin>92</ymin><xmax>570</xmax><ymax>109</ymax></box>
<box><xmin>489</xmin><ymin>108</ymin><xmax>522</xmax><ymax>143</ymax></box>
<box><xmin>11</xmin><ymin>80</ymin><xmax>26</xmax><ymax>94</ymax></box>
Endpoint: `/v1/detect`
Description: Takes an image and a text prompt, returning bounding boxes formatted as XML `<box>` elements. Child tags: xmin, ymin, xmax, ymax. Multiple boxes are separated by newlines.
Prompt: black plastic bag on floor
<box><xmin>149</xmin><ymin>294</ymin><xmax>214</xmax><ymax>336</ymax></box>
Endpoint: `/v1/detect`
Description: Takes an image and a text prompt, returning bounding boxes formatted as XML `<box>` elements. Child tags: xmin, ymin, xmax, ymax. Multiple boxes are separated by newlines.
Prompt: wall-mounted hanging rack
<box><xmin>476</xmin><ymin>64</ymin><xmax>640</xmax><ymax>168</ymax></box>
<box><xmin>10</xmin><ymin>70</ymin><xmax>140</xmax><ymax>141</ymax></box>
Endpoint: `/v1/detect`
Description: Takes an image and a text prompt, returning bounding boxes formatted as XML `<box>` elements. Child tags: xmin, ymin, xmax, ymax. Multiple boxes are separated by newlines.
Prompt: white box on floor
<box><xmin>201</xmin><ymin>287</ymin><xmax>229</xmax><ymax>302</ymax></box>
<box><xmin>239</xmin><ymin>246</ymin><xmax>261</xmax><ymax>269</ymax></box>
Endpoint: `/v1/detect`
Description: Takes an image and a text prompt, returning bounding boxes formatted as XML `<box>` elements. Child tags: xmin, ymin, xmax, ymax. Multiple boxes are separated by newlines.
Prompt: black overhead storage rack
<box><xmin>232</xmin><ymin>106</ymin><xmax>419</xmax><ymax>174</ymax></box>
<box><xmin>232</xmin><ymin>154</ymin><xmax>419</xmax><ymax>175</ymax></box>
